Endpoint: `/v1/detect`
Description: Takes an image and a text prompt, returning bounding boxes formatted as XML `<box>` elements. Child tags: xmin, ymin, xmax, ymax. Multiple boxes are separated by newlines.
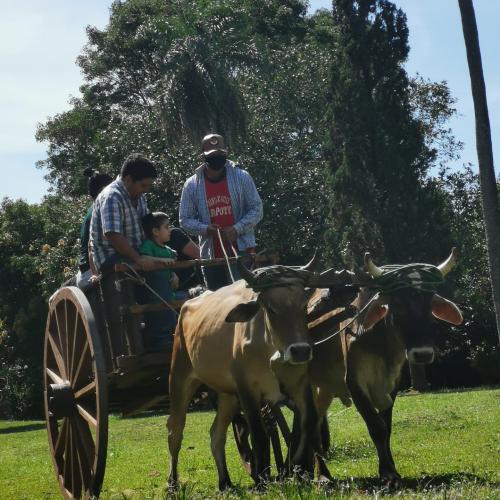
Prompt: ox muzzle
<box><xmin>407</xmin><ymin>346</ymin><xmax>435</xmax><ymax>364</ymax></box>
<box><xmin>271</xmin><ymin>342</ymin><xmax>313</xmax><ymax>365</ymax></box>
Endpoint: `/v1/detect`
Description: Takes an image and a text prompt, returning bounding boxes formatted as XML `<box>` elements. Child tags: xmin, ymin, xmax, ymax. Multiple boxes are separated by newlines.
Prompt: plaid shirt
<box><xmin>179</xmin><ymin>161</ymin><xmax>263</xmax><ymax>259</ymax></box>
<box><xmin>90</xmin><ymin>178</ymin><xmax>148</xmax><ymax>270</ymax></box>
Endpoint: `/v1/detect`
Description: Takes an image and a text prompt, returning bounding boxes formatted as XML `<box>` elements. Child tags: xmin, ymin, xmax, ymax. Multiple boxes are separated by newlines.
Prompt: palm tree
<box><xmin>458</xmin><ymin>0</ymin><xmax>500</xmax><ymax>344</ymax></box>
<box><xmin>79</xmin><ymin>0</ymin><xmax>257</xmax><ymax>147</ymax></box>
<box><xmin>157</xmin><ymin>3</ymin><xmax>257</xmax><ymax>144</ymax></box>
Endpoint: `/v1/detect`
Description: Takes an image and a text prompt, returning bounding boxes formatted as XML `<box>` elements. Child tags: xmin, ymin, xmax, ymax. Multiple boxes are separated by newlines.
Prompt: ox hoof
<box><xmin>252</xmin><ymin>476</ymin><xmax>270</xmax><ymax>492</ymax></box>
<box><xmin>218</xmin><ymin>479</ymin><xmax>233</xmax><ymax>491</ymax></box>
<box><xmin>380</xmin><ymin>471</ymin><xmax>401</xmax><ymax>489</ymax></box>
<box><xmin>167</xmin><ymin>478</ymin><xmax>179</xmax><ymax>491</ymax></box>
<box><xmin>317</xmin><ymin>474</ymin><xmax>332</xmax><ymax>485</ymax></box>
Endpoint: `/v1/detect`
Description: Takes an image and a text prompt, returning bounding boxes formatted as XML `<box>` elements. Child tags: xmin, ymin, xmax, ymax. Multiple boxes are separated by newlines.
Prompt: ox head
<box><xmin>225</xmin><ymin>256</ymin><xmax>322</xmax><ymax>365</ymax></box>
<box><xmin>357</xmin><ymin>248</ymin><xmax>463</xmax><ymax>365</ymax></box>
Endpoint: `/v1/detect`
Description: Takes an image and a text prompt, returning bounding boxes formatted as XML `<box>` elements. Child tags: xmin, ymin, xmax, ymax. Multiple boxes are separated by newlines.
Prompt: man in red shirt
<box><xmin>179</xmin><ymin>134</ymin><xmax>263</xmax><ymax>290</ymax></box>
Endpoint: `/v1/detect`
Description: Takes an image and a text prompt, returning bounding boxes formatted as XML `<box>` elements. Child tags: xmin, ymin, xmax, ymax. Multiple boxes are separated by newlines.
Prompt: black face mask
<box><xmin>205</xmin><ymin>156</ymin><xmax>227</xmax><ymax>171</ymax></box>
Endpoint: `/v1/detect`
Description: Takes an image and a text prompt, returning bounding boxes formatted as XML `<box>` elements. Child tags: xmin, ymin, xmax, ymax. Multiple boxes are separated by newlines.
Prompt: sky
<box><xmin>1</xmin><ymin>0</ymin><xmax>498</xmax><ymax>203</ymax></box>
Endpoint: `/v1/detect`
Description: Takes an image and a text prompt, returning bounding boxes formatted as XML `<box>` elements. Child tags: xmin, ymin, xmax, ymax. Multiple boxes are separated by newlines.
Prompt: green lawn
<box><xmin>0</xmin><ymin>388</ymin><xmax>499</xmax><ymax>499</ymax></box>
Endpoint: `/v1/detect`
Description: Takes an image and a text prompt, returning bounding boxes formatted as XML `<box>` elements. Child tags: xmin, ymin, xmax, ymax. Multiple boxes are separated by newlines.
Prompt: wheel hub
<box><xmin>48</xmin><ymin>382</ymin><xmax>75</xmax><ymax>418</ymax></box>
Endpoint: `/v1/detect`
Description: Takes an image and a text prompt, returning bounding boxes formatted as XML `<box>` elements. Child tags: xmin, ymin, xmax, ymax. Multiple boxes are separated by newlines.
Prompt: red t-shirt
<box><xmin>204</xmin><ymin>177</ymin><xmax>236</xmax><ymax>258</ymax></box>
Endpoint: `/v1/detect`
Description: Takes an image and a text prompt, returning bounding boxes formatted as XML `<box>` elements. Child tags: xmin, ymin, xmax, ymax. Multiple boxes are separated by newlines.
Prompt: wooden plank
<box><xmin>307</xmin><ymin>307</ymin><xmax>345</xmax><ymax>329</ymax></box>
<box><xmin>112</xmin><ymin>254</ymin><xmax>270</xmax><ymax>273</ymax></box>
<box><xmin>127</xmin><ymin>301</ymin><xmax>187</xmax><ymax>314</ymax></box>
<box><xmin>121</xmin><ymin>395</ymin><xmax>168</xmax><ymax>417</ymax></box>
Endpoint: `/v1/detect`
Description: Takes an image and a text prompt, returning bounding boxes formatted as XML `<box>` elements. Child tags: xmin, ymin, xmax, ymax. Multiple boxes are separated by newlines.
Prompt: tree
<box><xmin>0</xmin><ymin>197</ymin><xmax>85</xmax><ymax>417</ymax></box>
<box><xmin>37</xmin><ymin>0</ymin><xmax>259</xmax><ymax>197</ymax></box>
<box><xmin>324</xmin><ymin>0</ymin><xmax>455</xmax><ymax>268</ymax></box>
<box><xmin>458</xmin><ymin>0</ymin><xmax>500</xmax><ymax>344</ymax></box>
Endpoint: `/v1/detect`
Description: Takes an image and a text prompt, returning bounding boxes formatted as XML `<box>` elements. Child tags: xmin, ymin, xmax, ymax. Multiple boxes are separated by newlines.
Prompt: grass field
<box><xmin>0</xmin><ymin>388</ymin><xmax>499</xmax><ymax>499</ymax></box>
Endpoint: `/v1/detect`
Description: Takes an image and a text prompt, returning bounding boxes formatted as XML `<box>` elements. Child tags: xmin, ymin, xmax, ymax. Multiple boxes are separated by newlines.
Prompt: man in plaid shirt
<box><xmin>90</xmin><ymin>153</ymin><xmax>159</xmax><ymax>272</ymax></box>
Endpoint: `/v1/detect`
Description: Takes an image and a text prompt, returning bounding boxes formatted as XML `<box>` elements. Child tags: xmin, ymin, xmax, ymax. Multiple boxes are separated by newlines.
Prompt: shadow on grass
<box><xmin>332</xmin><ymin>472</ymin><xmax>499</xmax><ymax>492</ymax></box>
<box><xmin>0</xmin><ymin>423</ymin><xmax>45</xmax><ymax>434</ymax></box>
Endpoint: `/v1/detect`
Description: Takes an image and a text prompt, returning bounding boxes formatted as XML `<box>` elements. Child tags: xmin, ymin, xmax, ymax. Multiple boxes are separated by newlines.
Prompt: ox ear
<box><xmin>362</xmin><ymin>301</ymin><xmax>389</xmax><ymax>330</ymax></box>
<box><xmin>431</xmin><ymin>294</ymin><xmax>463</xmax><ymax>326</ymax></box>
<box><xmin>226</xmin><ymin>301</ymin><xmax>261</xmax><ymax>323</ymax></box>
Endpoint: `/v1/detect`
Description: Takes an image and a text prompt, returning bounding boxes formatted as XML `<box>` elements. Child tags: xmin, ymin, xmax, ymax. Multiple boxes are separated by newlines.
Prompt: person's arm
<box><xmin>179</xmin><ymin>179</ymin><xmax>210</xmax><ymax>236</ymax></box>
<box><xmin>88</xmin><ymin>240</ymin><xmax>98</xmax><ymax>276</ymax></box>
<box><xmin>100</xmin><ymin>193</ymin><xmax>157</xmax><ymax>271</ymax></box>
<box><xmin>169</xmin><ymin>228</ymin><xmax>201</xmax><ymax>258</ymax></box>
<box><xmin>105</xmin><ymin>233</ymin><xmax>157</xmax><ymax>270</ymax></box>
<box><xmin>181</xmin><ymin>240</ymin><xmax>200</xmax><ymax>259</ymax></box>
<box><xmin>232</xmin><ymin>171</ymin><xmax>263</xmax><ymax>236</ymax></box>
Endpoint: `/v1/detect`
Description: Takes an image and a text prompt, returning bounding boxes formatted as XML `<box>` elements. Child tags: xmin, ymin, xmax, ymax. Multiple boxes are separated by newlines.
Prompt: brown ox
<box><xmin>167</xmin><ymin>262</ymin><xmax>331</xmax><ymax>490</ymax></box>
<box><xmin>308</xmin><ymin>249</ymin><xmax>463</xmax><ymax>482</ymax></box>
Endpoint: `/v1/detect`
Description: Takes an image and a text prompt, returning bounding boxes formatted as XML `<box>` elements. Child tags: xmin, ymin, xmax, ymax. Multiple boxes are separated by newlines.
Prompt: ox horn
<box><xmin>364</xmin><ymin>252</ymin><xmax>383</xmax><ymax>278</ymax></box>
<box><xmin>437</xmin><ymin>247</ymin><xmax>459</xmax><ymax>277</ymax></box>
<box><xmin>237</xmin><ymin>257</ymin><xmax>255</xmax><ymax>284</ymax></box>
<box><xmin>301</xmin><ymin>250</ymin><xmax>320</xmax><ymax>272</ymax></box>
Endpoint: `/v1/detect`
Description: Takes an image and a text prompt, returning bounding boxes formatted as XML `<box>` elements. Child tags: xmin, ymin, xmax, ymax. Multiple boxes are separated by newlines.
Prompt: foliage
<box><xmin>1</xmin><ymin>389</ymin><xmax>499</xmax><ymax>497</ymax></box>
<box><xmin>469</xmin><ymin>343</ymin><xmax>500</xmax><ymax>384</ymax></box>
<box><xmin>324</xmin><ymin>0</ymin><xmax>455</xmax><ymax>267</ymax></box>
<box><xmin>426</xmin><ymin>168</ymin><xmax>498</xmax><ymax>387</ymax></box>
<box><xmin>0</xmin><ymin>197</ymin><xmax>86</xmax><ymax>418</ymax></box>
<box><xmin>1</xmin><ymin>0</ymin><xmax>497</xmax><ymax>417</ymax></box>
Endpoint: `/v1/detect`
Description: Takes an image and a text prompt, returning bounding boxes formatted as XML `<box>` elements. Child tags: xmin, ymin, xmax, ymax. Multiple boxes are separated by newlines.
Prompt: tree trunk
<box><xmin>458</xmin><ymin>0</ymin><xmax>500</xmax><ymax>344</ymax></box>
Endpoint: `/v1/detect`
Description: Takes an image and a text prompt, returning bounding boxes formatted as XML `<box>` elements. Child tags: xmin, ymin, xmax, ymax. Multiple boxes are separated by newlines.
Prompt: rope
<box><xmin>217</xmin><ymin>228</ymin><xmax>237</xmax><ymax>283</ymax></box>
<box><xmin>327</xmin><ymin>405</ymin><xmax>352</xmax><ymax>419</ymax></box>
<box><xmin>120</xmin><ymin>263</ymin><xmax>179</xmax><ymax>317</ymax></box>
<box><xmin>312</xmin><ymin>293</ymin><xmax>379</xmax><ymax>346</ymax></box>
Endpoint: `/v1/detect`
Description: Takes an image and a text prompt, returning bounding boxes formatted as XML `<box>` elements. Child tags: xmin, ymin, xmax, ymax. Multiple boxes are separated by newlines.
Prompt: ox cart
<box><xmin>44</xmin><ymin>255</ymin><xmax>304</xmax><ymax>499</ymax></box>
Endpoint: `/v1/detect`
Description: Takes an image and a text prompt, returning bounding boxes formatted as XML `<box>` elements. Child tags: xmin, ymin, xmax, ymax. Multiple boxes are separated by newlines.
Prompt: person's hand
<box><xmin>89</xmin><ymin>274</ymin><xmax>100</xmax><ymax>285</ymax></box>
<box><xmin>206</xmin><ymin>224</ymin><xmax>221</xmax><ymax>237</ymax></box>
<box><xmin>171</xmin><ymin>272</ymin><xmax>179</xmax><ymax>290</ymax></box>
<box><xmin>136</xmin><ymin>255</ymin><xmax>158</xmax><ymax>271</ymax></box>
<box><xmin>223</xmin><ymin>226</ymin><xmax>238</xmax><ymax>242</ymax></box>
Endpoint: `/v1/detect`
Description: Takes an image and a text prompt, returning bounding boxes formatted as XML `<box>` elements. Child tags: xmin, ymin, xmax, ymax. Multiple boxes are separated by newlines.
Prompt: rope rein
<box><xmin>216</xmin><ymin>228</ymin><xmax>238</xmax><ymax>284</ymax></box>
<box><xmin>312</xmin><ymin>293</ymin><xmax>379</xmax><ymax>346</ymax></box>
<box><xmin>120</xmin><ymin>262</ymin><xmax>180</xmax><ymax>317</ymax></box>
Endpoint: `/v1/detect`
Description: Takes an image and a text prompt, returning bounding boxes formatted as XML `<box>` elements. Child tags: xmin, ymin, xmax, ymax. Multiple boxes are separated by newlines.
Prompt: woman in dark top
<box><xmin>76</xmin><ymin>168</ymin><xmax>113</xmax><ymax>288</ymax></box>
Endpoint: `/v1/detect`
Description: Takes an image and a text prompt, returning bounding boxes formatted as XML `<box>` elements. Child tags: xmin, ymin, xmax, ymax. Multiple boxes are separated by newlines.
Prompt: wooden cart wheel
<box><xmin>44</xmin><ymin>286</ymin><xmax>108</xmax><ymax>499</ymax></box>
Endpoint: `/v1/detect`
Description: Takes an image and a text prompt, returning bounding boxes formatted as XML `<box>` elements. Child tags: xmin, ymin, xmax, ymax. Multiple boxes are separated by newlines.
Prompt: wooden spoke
<box><xmin>74</xmin><ymin>414</ymin><xmax>96</xmax><ymax>470</ymax></box>
<box><xmin>69</xmin><ymin>421</ymin><xmax>75</xmax><ymax>495</ymax></box>
<box><xmin>77</xmin><ymin>404</ymin><xmax>97</xmax><ymax>429</ymax></box>
<box><xmin>63</xmin><ymin>422</ymin><xmax>71</xmax><ymax>493</ymax></box>
<box><xmin>69</xmin><ymin>307</ymin><xmax>80</xmax><ymax>382</ymax></box>
<box><xmin>75</xmin><ymin>439</ymin><xmax>90</xmax><ymax>497</ymax></box>
<box><xmin>54</xmin><ymin>418</ymin><xmax>68</xmax><ymax>459</ymax></box>
<box><xmin>54</xmin><ymin>304</ymin><xmax>68</xmax><ymax>376</ymax></box>
<box><xmin>47</xmin><ymin>331</ymin><xmax>67</xmax><ymax>381</ymax></box>
<box><xmin>74</xmin><ymin>415</ymin><xmax>94</xmax><ymax>492</ymax></box>
<box><xmin>70</xmin><ymin>421</ymin><xmax>82</xmax><ymax>497</ymax></box>
<box><xmin>46</xmin><ymin>367</ymin><xmax>64</xmax><ymax>385</ymax></box>
<box><xmin>74</xmin><ymin>381</ymin><xmax>96</xmax><ymax>400</ymax></box>
<box><xmin>72</xmin><ymin>341</ymin><xmax>90</xmax><ymax>390</ymax></box>
<box><xmin>64</xmin><ymin>300</ymin><xmax>69</xmax><ymax>371</ymax></box>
